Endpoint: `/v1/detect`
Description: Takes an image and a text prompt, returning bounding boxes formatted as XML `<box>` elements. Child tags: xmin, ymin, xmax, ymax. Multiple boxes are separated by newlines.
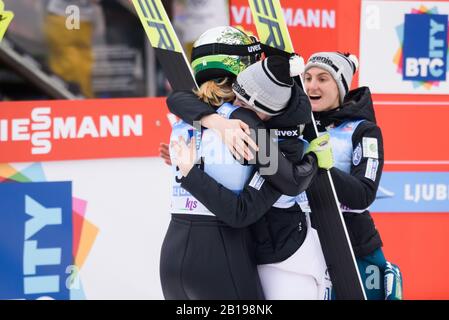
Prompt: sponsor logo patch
<box><xmin>362</xmin><ymin>137</ymin><xmax>379</xmax><ymax>159</ymax></box>
<box><xmin>248</xmin><ymin>171</ymin><xmax>265</xmax><ymax>190</ymax></box>
<box><xmin>365</xmin><ymin>158</ymin><xmax>379</xmax><ymax>181</ymax></box>
<box><xmin>353</xmin><ymin>143</ymin><xmax>362</xmax><ymax>166</ymax></box>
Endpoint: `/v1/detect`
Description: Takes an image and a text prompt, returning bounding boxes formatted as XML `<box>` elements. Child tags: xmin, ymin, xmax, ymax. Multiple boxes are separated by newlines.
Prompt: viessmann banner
<box><xmin>229</xmin><ymin>0</ymin><xmax>359</xmax><ymax>62</ymax></box>
<box><xmin>0</xmin><ymin>98</ymin><xmax>171</xmax><ymax>162</ymax></box>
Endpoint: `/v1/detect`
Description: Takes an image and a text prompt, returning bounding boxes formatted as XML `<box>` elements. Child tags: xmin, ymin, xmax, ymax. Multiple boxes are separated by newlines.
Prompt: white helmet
<box><xmin>191</xmin><ymin>26</ymin><xmax>262</xmax><ymax>85</ymax></box>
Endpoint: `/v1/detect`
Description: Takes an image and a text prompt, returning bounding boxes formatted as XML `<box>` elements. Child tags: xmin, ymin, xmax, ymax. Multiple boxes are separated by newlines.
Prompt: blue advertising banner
<box><xmin>373</xmin><ymin>172</ymin><xmax>449</xmax><ymax>213</ymax></box>
<box><xmin>0</xmin><ymin>181</ymin><xmax>73</xmax><ymax>299</ymax></box>
<box><xmin>403</xmin><ymin>13</ymin><xmax>448</xmax><ymax>82</ymax></box>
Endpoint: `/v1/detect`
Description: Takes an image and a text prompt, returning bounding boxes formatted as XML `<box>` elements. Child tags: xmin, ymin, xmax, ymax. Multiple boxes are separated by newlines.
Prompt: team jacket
<box><xmin>303</xmin><ymin>86</ymin><xmax>384</xmax><ymax>257</ymax></box>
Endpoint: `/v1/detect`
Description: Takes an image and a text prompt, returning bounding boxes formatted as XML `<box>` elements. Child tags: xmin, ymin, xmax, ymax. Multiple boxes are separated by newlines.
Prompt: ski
<box><xmin>0</xmin><ymin>0</ymin><xmax>14</xmax><ymax>42</ymax></box>
<box><xmin>248</xmin><ymin>0</ymin><xmax>366</xmax><ymax>299</ymax></box>
<box><xmin>131</xmin><ymin>0</ymin><xmax>197</xmax><ymax>91</ymax></box>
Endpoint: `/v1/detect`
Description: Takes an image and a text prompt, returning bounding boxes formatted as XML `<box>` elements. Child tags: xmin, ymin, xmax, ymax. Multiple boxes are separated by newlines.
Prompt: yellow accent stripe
<box><xmin>248</xmin><ymin>0</ymin><xmax>294</xmax><ymax>53</ymax></box>
<box><xmin>0</xmin><ymin>0</ymin><xmax>14</xmax><ymax>42</ymax></box>
<box><xmin>131</xmin><ymin>0</ymin><xmax>182</xmax><ymax>53</ymax></box>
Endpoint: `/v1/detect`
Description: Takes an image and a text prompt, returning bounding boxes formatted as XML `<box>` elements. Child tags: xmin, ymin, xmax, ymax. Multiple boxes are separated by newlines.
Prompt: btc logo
<box><xmin>403</xmin><ymin>13</ymin><xmax>448</xmax><ymax>82</ymax></box>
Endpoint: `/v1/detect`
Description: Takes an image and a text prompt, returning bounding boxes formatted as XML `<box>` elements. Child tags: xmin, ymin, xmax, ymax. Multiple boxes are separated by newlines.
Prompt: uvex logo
<box><xmin>275</xmin><ymin>129</ymin><xmax>299</xmax><ymax>137</ymax></box>
<box><xmin>247</xmin><ymin>44</ymin><xmax>261</xmax><ymax>53</ymax></box>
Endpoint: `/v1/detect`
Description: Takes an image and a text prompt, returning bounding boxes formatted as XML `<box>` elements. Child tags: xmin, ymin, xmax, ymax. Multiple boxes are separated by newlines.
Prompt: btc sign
<box><xmin>403</xmin><ymin>13</ymin><xmax>448</xmax><ymax>82</ymax></box>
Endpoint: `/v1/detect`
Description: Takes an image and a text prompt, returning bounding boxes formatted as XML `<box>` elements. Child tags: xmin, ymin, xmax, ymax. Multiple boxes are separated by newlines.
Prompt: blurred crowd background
<box><xmin>0</xmin><ymin>0</ymin><xmax>229</xmax><ymax>101</ymax></box>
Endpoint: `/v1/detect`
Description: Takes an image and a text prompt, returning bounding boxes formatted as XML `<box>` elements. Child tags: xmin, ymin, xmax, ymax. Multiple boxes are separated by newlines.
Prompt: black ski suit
<box><xmin>303</xmin><ymin>86</ymin><xmax>384</xmax><ymax>257</ymax></box>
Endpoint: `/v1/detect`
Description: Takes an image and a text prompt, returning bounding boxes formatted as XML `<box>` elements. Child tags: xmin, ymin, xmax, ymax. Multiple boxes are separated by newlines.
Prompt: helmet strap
<box><xmin>191</xmin><ymin>42</ymin><xmax>263</xmax><ymax>61</ymax></box>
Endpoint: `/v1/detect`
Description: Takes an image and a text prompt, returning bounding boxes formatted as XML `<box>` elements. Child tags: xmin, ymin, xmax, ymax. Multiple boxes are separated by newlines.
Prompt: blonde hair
<box><xmin>194</xmin><ymin>78</ymin><xmax>235</xmax><ymax>107</ymax></box>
